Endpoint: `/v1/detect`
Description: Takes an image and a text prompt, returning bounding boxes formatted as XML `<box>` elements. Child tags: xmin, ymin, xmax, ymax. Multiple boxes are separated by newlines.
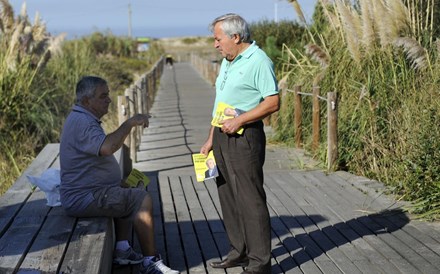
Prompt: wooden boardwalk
<box><xmin>115</xmin><ymin>63</ymin><xmax>440</xmax><ymax>274</ymax></box>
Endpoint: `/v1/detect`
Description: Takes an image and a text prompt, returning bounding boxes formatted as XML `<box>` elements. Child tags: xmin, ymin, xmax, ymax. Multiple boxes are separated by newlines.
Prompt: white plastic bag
<box><xmin>26</xmin><ymin>168</ymin><xmax>61</xmax><ymax>207</ymax></box>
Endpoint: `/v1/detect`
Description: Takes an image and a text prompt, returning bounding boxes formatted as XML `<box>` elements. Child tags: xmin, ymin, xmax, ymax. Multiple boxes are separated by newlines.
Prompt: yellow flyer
<box><xmin>192</xmin><ymin>150</ymin><xmax>219</xmax><ymax>182</ymax></box>
<box><xmin>126</xmin><ymin>168</ymin><xmax>150</xmax><ymax>188</ymax></box>
<box><xmin>211</xmin><ymin>102</ymin><xmax>244</xmax><ymax>135</ymax></box>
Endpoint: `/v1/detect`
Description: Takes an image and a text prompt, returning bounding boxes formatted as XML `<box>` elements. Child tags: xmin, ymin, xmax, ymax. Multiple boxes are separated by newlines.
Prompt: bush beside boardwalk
<box><xmin>273</xmin><ymin>0</ymin><xmax>440</xmax><ymax>220</ymax></box>
<box><xmin>0</xmin><ymin>1</ymin><xmax>163</xmax><ymax>195</ymax></box>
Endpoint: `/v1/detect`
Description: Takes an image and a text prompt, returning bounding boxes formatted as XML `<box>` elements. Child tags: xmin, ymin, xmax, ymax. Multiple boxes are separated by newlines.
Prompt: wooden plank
<box><xmin>0</xmin><ymin>186</ymin><xmax>52</xmax><ymax>272</ymax></box>
<box><xmin>181</xmin><ymin>176</ymin><xmax>224</xmax><ymax>274</ymax></box>
<box><xmin>18</xmin><ymin>208</ymin><xmax>76</xmax><ymax>273</ymax></box>
<box><xmin>192</xmin><ymin>178</ymin><xmax>233</xmax><ymax>273</ymax></box>
<box><xmin>371</xmin><ymin>213</ymin><xmax>440</xmax><ymax>270</ymax></box>
<box><xmin>399</xmin><ymin>222</ymin><xmax>440</xmax><ymax>256</ymax></box>
<box><xmin>0</xmin><ymin>216</ymin><xmax>45</xmax><ymax>273</ymax></box>
<box><xmin>289</xmin><ymin>172</ymin><xmax>406</xmax><ymax>273</ymax></box>
<box><xmin>59</xmin><ymin>217</ymin><xmax>113</xmax><ymax>274</ymax></box>
<box><xmin>0</xmin><ymin>144</ymin><xmax>59</xmax><ymax>236</ymax></box>
<box><xmin>306</xmin><ymin>171</ymin><xmax>440</xmax><ymax>273</ymax></box>
<box><xmin>186</xmin><ymin>176</ymin><xmax>224</xmax><ymax>273</ymax></box>
<box><xmin>264</xmin><ymin>174</ymin><xmax>330</xmax><ymax>273</ymax></box>
<box><xmin>266</xmin><ymin>172</ymin><xmax>386</xmax><ymax>273</ymax></box>
<box><xmin>268</xmin><ymin>210</ymin><xmax>302</xmax><ymax>274</ymax></box>
<box><xmin>264</xmin><ymin>174</ymin><xmax>339</xmax><ymax>270</ymax></box>
<box><xmin>147</xmin><ymin>172</ymin><xmax>167</xmax><ymax>262</ymax></box>
<box><xmin>169</xmin><ymin>175</ymin><xmax>205</xmax><ymax>273</ymax></box>
<box><xmin>158</xmin><ymin>174</ymin><xmax>186</xmax><ymax>272</ymax></box>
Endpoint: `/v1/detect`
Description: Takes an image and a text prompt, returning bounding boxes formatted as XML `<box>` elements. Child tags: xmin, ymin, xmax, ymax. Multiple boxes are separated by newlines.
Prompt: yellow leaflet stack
<box><xmin>126</xmin><ymin>168</ymin><xmax>150</xmax><ymax>188</ymax></box>
<box><xmin>192</xmin><ymin>150</ymin><xmax>217</xmax><ymax>182</ymax></box>
<box><xmin>211</xmin><ymin>102</ymin><xmax>244</xmax><ymax>134</ymax></box>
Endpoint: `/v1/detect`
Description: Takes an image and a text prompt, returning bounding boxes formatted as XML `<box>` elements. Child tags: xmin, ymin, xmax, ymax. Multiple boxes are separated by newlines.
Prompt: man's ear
<box><xmin>81</xmin><ymin>97</ymin><xmax>90</xmax><ymax>107</ymax></box>
<box><xmin>233</xmin><ymin>34</ymin><xmax>241</xmax><ymax>44</ymax></box>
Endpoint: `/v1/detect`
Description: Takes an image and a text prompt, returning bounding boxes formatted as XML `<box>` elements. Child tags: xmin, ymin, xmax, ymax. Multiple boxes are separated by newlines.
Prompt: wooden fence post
<box><xmin>312</xmin><ymin>86</ymin><xmax>320</xmax><ymax>153</ymax></box>
<box><xmin>118</xmin><ymin>95</ymin><xmax>132</xmax><ymax>175</ymax></box>
<box><xmin>118</xmin><ymin>95</ymin><xmax>130</xmax><ymax>146</ymax></box>
<box><xmin>294</xmin><ymin>85</ymin><xmax>302</xmax><ymax>148</ymax></box>
<box><xmin>142</xmin><ymin>77</ymin><xmax>148</xmax><ymax>114</ymax></box>
<box><xmin>125</xmin><ymin>88</ymin><xmax>137</xmax><ymax>163</ymax></box>
<box><xmin>135</xmin><ymin>84</ymin><xmax>143</xmax><ymax>145</ymax></box>
<box><xmin>327</xmin><ymin>92</ymin><xmax>338</xmax><ymax>171</ymax></box>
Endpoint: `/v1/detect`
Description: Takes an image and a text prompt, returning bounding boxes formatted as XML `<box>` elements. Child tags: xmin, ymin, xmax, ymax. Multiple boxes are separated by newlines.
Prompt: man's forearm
<box><xmin>100</xmin><ymin>120</ymin><xmax>134</xmax><ymax>156</ymax></box>
<box><xmin>236</xmin><ymin>94</ymin><xmax>280</xmax><ymax>125</ymax></box>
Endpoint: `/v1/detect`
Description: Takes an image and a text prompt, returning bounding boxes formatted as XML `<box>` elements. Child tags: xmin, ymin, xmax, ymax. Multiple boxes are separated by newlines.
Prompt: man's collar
<box><xmin>239</xmin><ymin>41</ymin><xmax>257</xmax><ymax>59</ymax></box>
<box><xmin>72</xmin><ymin>104</ymin><xmax>102</xmax><ymax>123</ymax></box>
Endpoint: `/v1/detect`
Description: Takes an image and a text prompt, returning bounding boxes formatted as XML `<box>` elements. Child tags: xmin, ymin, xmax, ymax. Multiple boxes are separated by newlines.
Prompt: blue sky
<box><xmin>9</xmin><ymin>0</ymin><xmax>318</xmax><ymax>38</ymax></box>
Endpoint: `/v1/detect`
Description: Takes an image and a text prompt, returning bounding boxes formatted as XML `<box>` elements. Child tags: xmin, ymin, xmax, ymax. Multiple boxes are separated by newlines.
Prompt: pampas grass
<box><xmin>0</xmin><ymin>0</ymin><xmax>14</xmax><ymax>34</ymax></box>
<box><xmin>359</xmin><ymin>1</ymin><xmax>375</xmax><ymax>51</ymax></box>
<box><xmin>304</xmin><ymin>43</ymin><xmax>329</xmax><ymax>68</ymax></box>
<box><xmin>394</xmin><ymin>36</ymin><xmax>429</xmax><ymax>70</ymax></box>
<box><xmin>1</xmin><ymin>0</ymin><xmax>64</xmax><ymax>72</ymax></box>
<box><xmin>335</xmin><ymin>0</ymin><xmax>362</xmax><ymax>62</ymax></box>
<box><xmin>288</xmin><ymin>0</ymin><xmax>307</xmax><ymax>26</ymax></box>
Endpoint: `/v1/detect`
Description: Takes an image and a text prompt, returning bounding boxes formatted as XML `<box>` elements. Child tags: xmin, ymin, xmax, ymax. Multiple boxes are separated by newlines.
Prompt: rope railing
<box><xmin>117</xmin><ymin>56</ymin><xmax>165</xmax><ymax>163</ymax></box>
<box><xmin>282</xmin><ymin>85</ymin><xmax>338</xmax><ymax>171</ymax></box>
<box><xmin>190</xmin><ymin>54</ymin><xmax>339</xmax><ymax>171</ymax></box>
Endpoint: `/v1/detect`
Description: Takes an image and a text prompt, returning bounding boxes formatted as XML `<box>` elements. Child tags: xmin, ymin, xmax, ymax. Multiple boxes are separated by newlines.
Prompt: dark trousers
<box><xmin>213</xmin><ymin>122</ymin><xmax>271</xmax><ymax>273</ymax></box>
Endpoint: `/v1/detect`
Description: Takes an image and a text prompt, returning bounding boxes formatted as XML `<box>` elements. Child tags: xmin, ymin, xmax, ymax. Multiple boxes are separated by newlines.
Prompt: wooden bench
<box><xmin>0</xmin><ymin>143</ymin><xmax>130</xmax><ymax>274</ymax></box>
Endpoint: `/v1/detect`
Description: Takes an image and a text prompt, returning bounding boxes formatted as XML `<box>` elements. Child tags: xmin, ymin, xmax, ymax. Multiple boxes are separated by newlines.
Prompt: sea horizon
<box><xmin>52</xmin><ymin>25</ymin><xmax>212</xmax><ymax>40</ymax></box>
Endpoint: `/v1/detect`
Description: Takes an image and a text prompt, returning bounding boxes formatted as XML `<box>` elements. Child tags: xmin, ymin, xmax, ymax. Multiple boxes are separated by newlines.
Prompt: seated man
<box><xmin>60</xmin><ymin>76</ymin><xmax>178</xmax><ymax>274</ymax></box>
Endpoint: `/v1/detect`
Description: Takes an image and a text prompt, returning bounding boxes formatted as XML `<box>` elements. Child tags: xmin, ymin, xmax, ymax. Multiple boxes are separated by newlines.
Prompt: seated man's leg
<box><xmin>133</xmin><ymin>194</ymin><xmax>155</xmax><ymax>256</ymax></box>
<box><xmin>66</xmin><ymin>186</ymin><xmax>149</xmax><ymax>264</ymax></box>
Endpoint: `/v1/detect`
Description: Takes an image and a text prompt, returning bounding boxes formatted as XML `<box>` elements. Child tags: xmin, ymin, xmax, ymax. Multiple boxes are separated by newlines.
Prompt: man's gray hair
<box><xmin>209</xmin><ymin>13</ymin><xmax>251</xmax><ymax>43</ymax></box>
<box><xmin>75</xmin><ymin>76</ymin><xmax>107</xmax><ymax>104</ymax></box>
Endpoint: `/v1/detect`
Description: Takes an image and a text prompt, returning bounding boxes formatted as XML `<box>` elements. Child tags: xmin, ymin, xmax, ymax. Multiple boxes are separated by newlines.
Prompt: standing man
<box><xmin>200</xmin><ymin>14</ymin><xmax>280</xmax><ymax>274</ymax></box>
<box><xmin>60</xmin><ymin>76</ymin><xmax>178</xmax><ymax>274</ymax></box>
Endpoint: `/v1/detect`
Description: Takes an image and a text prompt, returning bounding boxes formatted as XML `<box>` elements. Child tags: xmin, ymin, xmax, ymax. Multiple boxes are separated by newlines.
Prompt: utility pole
<box><xmin>128</xmin><ymin>1</ymin><xmax>132</xmax><ymax>38</ymax></box>
<box><xmin>274</xmin><ymin>0</ymin><xmax>283</xmax><ymax>23</ymax></box>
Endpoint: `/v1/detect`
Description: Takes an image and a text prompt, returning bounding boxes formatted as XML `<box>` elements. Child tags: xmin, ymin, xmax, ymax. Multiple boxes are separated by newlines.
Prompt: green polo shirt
<box><xmin>212</xmin><ymin>41</ymin><xmax>278</xmax><ymax>117</ymax></box>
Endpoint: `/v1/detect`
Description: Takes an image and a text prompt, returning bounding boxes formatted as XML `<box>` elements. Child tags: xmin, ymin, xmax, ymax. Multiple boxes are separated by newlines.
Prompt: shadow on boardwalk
<box><xmin>119</xmin><ymin>63</ymin><xmax>440</xmax><ymax>274</ymax></box>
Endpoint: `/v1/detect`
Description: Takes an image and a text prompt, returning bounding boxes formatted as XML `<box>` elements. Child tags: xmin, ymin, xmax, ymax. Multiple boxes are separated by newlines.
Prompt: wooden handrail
<box><xmin>117</xmin><ymin>56</ymin><xmax>165</xmax><ymax>162</ymax></box>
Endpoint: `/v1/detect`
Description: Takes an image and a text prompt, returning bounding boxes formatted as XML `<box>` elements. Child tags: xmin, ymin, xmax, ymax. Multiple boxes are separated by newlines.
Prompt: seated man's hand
<box><xmin>120</xmin><ymin>179</ymin><xmax>130</xmax><ymax>188</ymax></box>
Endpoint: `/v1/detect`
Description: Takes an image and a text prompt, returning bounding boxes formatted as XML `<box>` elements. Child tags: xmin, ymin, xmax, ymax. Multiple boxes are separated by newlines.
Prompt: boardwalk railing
<box><xmin>190</xmin><ymin>54</ymin><xmax>339</xmax><ymax>171</ymax></box>
<box><xmin>281</xmin><ymin>85</ymin><xmax>338</xmax><ymax>171</ymax></box>
<box><xmin>117</xmin><ymin>57</ymin><xmax>165</xmax><ymax>163</ymax></box>
<box><xmin>190</xmin><ymin>53</ymin><xmax>219</xmax><ymax>86</ymax></box>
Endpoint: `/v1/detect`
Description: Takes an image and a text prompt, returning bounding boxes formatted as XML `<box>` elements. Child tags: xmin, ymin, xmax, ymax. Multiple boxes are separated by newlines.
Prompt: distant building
<box><xmin>136</xmin><ymin>37</ymin><xmax>150</xmax><ymax>52</ymax></box>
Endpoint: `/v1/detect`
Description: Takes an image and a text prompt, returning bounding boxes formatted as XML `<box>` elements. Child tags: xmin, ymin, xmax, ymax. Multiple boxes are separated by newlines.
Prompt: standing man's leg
<box><xmin>213</xmin><ymin>124</ymin><xmax>271</xmax><ymax>273</ymax></box>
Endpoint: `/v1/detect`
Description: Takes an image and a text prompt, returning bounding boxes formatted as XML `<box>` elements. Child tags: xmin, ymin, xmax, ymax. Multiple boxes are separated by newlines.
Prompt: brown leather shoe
<box><xmin>210</xmin><ymin>258</ymin><xmax>249</xmax><ymax>269</ymax></box>
<box><xmin>241</xmin><ymin>270</ymin><xmax>268</xmax><ymax>274</ymax></box>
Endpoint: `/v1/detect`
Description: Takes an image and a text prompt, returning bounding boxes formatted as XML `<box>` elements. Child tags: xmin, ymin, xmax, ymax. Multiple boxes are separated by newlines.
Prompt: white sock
<box><xmin>115</xmin><ymin>240</ymin><xmax>130</xmax><ymax>251</ymax></box>
<box><xmin>142</xmin><ymin>256</ymin><xmax>156</xmax><ymax>267</ymax></box>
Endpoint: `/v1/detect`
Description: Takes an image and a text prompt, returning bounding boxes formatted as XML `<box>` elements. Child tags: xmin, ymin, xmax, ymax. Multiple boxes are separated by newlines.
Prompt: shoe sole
<box><xmin>210</xmin><ymin>261</ymin><xmax>249</xmax><ymax>268</ymax></box>
<box><xmin>113</xmin><ymin>258</ymin><xmax>144</xmax><ymax>265</ymax></box>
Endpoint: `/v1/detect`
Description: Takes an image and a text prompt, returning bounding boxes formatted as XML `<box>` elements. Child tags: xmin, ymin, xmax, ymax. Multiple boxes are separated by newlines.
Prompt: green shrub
<box><xmin>276</xmin><ymin>0</ymin><xmax>440</xmax><ymax>220</ymax></box>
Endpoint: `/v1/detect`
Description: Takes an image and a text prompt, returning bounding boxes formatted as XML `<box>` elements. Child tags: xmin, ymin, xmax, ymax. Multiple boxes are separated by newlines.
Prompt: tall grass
<box><xmin>275</xmin><ymin>0</ymin><xmax>440</xmax><ymax>220</ymax></box>
<box><xmin>0</xmin><ymin>0</ymin><xmax>65</xmax><ymax>193</ymax></box>
<box><xmin>0</xmin><ymin>0</ymin><xmax>163</xmax><ymax>195</ymax></box>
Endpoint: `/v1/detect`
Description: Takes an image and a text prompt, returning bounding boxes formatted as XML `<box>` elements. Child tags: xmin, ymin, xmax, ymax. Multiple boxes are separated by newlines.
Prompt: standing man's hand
<box><xmin>200</xmin><ymin>140</ymin><xmax>212</xmax><ymax>156</ymax></box>
<box><xmin>219</xmin><ymin>117</ymin><xmax>242</xmax><ymax>135</ymax></box>
<box><xmin>200</xmin><ymin>126</ymin><xmax>215</xmax><ymax>156</ymax></box>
